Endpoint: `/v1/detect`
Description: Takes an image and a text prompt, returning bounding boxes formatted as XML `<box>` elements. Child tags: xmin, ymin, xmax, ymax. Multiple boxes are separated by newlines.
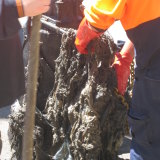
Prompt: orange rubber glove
<box><xmin>75</xmin><ymin>17</ymin><xmax>102</xmax><ymax>54</ymax></box>
<box><xmin>113</xmin><ymin>52</ymin><xmax>133</xmax><ymax>95</ymax></box>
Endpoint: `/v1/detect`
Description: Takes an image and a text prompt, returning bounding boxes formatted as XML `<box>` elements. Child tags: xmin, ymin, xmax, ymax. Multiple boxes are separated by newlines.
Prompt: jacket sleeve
<box><xmin>84</xmin><ymin>0</ymin><xmax>127</xmax><ymax>30</ymax></box>
<box><xmin>0</xmin><ymin>0</ymin><xmax>21</xmax><ymax>39</ymax></box>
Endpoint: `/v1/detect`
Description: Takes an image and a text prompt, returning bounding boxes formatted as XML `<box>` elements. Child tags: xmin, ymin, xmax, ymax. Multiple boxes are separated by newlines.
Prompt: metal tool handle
<box><xmin>22</xmin><ymin>15</ymin><xmax>41</xmax><ymax>160</ymax></box>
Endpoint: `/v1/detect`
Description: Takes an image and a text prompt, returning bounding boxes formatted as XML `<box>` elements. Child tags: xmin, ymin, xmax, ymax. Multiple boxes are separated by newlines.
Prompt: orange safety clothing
<box><xmin>113</xmin><ymin>51</ymin><xmax>133</xmax><ymax>95</ymax></box>
<box><xmin>75</xmin><ymin>17</ymin><xmax>102</xmax><ymax>54</ymax></box>
<box><xmin>82</xmin><ymin>2</ymin><xmax>160</xmax><ymax>160</ymax></box>
<box><xmin>84</xmin><ymin>0</ymin><xmax>160</xmax><ymax>69</ymax></box>
<box><xmin>16</xmin><ymin>0</ymin><xmax>24</xmax><ymax>17</ymax></box>
<box><xmin>84</xmin><ymin>0</ymin><xmax>160</xmax><ymax>30</ymax></box>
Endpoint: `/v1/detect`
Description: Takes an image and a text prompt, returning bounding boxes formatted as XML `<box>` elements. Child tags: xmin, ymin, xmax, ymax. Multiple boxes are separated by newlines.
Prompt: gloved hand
<box><xmin>75</xmin><ymin>17</ymin><xmax>102</xmax><ymax>54</ymax></box>
<box><xmin>113</xmin><ymin>52</ymin><xmax>133</xmax><ymax>95</ymax></box>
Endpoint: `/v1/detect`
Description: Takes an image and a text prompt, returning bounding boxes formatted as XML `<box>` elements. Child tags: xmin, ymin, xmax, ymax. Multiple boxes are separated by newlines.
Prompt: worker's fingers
<box><xmin>39</xmin><ymin>6</ymin><xmax>50</xmax><ymax>14</ymax></box>
<box><xmin>29</xmin><ymin>6</ymin><xmax>50</xmax><ymax>17</ymax></box>
<box><xmin>22</xmin><ymin>0</ymin><xmax>51</xmax><ymax>17</ymax></box>
<box><xmin>41</xmin><ymin>0</ymin><xmax>51</xmax><ymax>5</ymax></box>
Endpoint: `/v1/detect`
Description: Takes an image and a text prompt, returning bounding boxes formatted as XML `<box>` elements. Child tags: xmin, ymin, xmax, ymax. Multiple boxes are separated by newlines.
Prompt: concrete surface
<box><xmin>0</xmin><ymin>106</ymin><xmax>12</xmax><ymax>160</ymax></box>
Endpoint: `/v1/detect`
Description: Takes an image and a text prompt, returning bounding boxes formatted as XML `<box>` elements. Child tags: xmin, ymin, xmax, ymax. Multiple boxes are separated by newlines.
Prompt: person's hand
<box><xmin>113</xmin><ymin>52</ymin><xmax>133</xmax><ymax>95</ymax></box>
<box><xmin>75</xmin><ymin>17</ymin><xmax>102</xmax><ymax>54</ymax></box>
<box><xmin>22</xmin><ymin>0</ymin><xmax>51</xmax><ymax>16</ymax></box>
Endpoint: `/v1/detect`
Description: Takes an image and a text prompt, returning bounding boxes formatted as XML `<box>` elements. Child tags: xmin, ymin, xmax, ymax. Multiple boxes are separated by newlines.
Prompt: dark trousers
<box><xmin>129</xmin><ymin>51</ymin><xmax>160</xmax><ymax>160</ymax></box>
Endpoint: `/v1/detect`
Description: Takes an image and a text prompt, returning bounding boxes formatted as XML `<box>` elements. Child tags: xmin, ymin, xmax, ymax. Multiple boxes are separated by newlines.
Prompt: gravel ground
<box><xmin>0</xmin><ymin>106</ymin><xmax>130</xmax><ymax>160</ymax></box>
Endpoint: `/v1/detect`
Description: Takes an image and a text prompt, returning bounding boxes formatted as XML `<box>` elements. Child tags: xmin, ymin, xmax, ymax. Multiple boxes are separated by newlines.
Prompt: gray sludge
<box><xmin>9</xmin><ymin>29</ymin><xmax>128</xmax><ymax>160</ymax></box>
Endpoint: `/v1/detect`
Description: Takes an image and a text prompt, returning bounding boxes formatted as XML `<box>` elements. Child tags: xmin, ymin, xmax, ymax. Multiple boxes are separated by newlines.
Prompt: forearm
<box><xmin>121</xmin><ymin>39</ymin><xmax>135</xmax><ymax>58</ymax></box>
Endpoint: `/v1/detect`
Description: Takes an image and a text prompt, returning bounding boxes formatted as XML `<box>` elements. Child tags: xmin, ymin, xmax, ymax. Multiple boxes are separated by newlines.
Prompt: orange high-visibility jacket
<box><xmin>84</xmin><ymin>0</ymin><xmax>160</xmax><ymax>68</ymax></box>
<box><xmin>84</xmin><ymin>0</ymin><xmax>160</xmax><ymax>31</ymax></box>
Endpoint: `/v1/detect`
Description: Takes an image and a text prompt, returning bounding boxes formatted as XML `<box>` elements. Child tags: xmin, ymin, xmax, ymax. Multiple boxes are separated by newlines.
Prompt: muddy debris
<box><xmin>9</xmin><ymin>29</ymin><xmax>129</xmax><ymax>160</ymax></box>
